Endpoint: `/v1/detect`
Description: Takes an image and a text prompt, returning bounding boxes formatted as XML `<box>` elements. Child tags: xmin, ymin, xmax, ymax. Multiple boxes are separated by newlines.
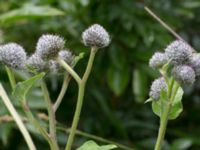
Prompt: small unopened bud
<box><xmin>36</xmin><ymin>34</ymin><xmax>65</xmax><ymax>60</ymax></box>
<box><xmin>0</xmin><ymin>43</ymin><xmax>27</xmax><ymax>69</ymax></box>
<box><xmin>149</xmin><ymin>77</ymin><xmax>167</xmax><ymax>100</ymax></box>
<box><xmin>165</xmin><ymin>40</ymin><xmax>192</xmax><ymax>65</ymax></box>
<box><xmin>189</xmin><ymin>53</ymin><xmax>200</xmax><ymax>76</ymax></box>
<box><xmin>172</xmin><ymin>65</ymin><xmax>195</xmax><ymax>85</ymax></box>
<box><xmin>149</xmin><ymin>52</ymin><xmax>168</xmax><ymax>69</ymax></box>
<box><xmin>82</xmin><ymin>24</ymin><xmax>110</xmax><ymax>48</ymax></box>
<box><xmin>26</xmin><ymin>53</ymin><xmax>47</xmax><ymax>72</ymax></box>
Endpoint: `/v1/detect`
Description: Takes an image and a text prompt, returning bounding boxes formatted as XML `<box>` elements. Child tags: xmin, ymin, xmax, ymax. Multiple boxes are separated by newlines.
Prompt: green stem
<box><xmin>5</xmin><ymin>66</ymin><xmax>16</xmax><ymax>90</ymax></box>
<box><xmin>41</xmin><ymin>81</ymin><xmax>59</xmax><ymax>150</ymax></box>
<box><xmin>21</xmin><ymin>101</ymin><xmax>57</xmax><ymax>150</ymax></box>
<box><xmin>0</xmin><ymin>83</ymin><xmax>36</xmax><ymax>150</ymax></box>
<box><xmin>65</xmin><ymin>47</ymin><xmax>97</xmax><ymax>150</ymax></box>
<box><xmin>53</xmin><ymin>74</ymin><xmax>71</xmax><ymax>112</ymax></box>
<box><xmin>154</xmin><ymin>81</ymin><xmax>179</xmax><ymax>150</ymax></box>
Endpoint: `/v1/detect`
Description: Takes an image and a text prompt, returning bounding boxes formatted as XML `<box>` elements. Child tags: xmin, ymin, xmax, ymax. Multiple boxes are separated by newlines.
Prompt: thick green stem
<box><xmin>53</xmin><ymin>74</ymin><xmax>71</xmax><ymax>112</ymax></box>
<box><xmin>0</xmin><ymin>84</ymin><xmax>36</xmax><ymax>150</ymax></box>
<box><xmin>65</xmin><ymin>47</ymin><xmax>97</xmax><ymax>150</ymax></box>
<box><xmin>5</xmin><ymin>66</ymin><xmax>16</xmax><ymax>90</ymax></box>
<box><xmin>41</xmin><ymin>81</ymin><xmax>59</xmax><ymax>150</ymax></box>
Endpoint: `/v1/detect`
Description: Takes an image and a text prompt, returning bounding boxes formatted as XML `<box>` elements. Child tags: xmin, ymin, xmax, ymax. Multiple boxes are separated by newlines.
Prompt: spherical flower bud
<box><xmin>36</xmin><ymin>34</ymin><xmax>65</xmax><ymax>60</ymax></box>
<box><xmin>189</xmin><ymin>53</ymin><xmax>200</xmax><ymax>76</ymax></box>
<box><xmin>0</xmin><ymin>43</ymin><xmax>27</xmax><ymax>69</ymax></box>
<box><xmin>59</xmin><ymin>50</ymin><xmax>74</xmax><ymax>65</ymax></box>
<box><xmin>165</xmin><ymin>40</ymin><xmax>192</xmax><ymax>65</ymax></box>
<box><xmin>172</xmin><ymin>65</ymin><xmax>195</xmax><ymax>85</ymax></box>
<box><xmin>82</xmin><ymin>24</ymin><xmax>110</xmax><ymax>48</ymax></box>
<box><xmin>149</xmin><ymin>52</ymin><xmax>168</xmax><ymax>69</ymax></box>
<box><xmin>149</xmin><ymin>77</ymin><xmax>167</xmax><ymax>100</ymax></box>
<box><xmin>26</xmin><ymin>53</ymin><xmax>47</xmax><ymax>72</ymax></box>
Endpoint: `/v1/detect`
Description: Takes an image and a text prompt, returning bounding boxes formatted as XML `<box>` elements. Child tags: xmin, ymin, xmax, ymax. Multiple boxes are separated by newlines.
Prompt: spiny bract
<box><xmin>149</xmin><ymin>52</ymin><xmax>168</xmax><ymax>69</ymax></box>
<box><xmin>36</xmin><ymin>34</ymin><xmax>65</xmax><ymax>60</ymax></box>
<box><xmin>0</xmin><ymin>43</ymin><xmax>27</xmax><ymax>69</ymax></box>
<box><xmin>82</xmin><ymin>24</ymin><xmax>110</xmax><ymax>48</ymax></box>
<box><xmin>149</xmin><ymin>77</ymin><xmax>168</xmax><ymax>100</ymax></box>
<box><xmin>165</xmin><ymin>40</ymin><xmax>192</xmax><ymax>65</ymax></box>
<box><xmin>172</xmin><ymin>65</ymin><xmax>195</xmax><ymax>85</ymax></box>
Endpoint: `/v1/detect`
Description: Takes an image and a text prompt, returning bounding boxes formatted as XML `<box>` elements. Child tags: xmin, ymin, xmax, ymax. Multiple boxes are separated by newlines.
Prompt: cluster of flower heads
<box><xmin>149</xmin><ymin>40</ymin><xmax>200</xmax><ymax>100</ymax></box>
<box><xmin>0</xmin><ymin>24</ymin><xmax>110</xmax><ymax>74</ymax></box>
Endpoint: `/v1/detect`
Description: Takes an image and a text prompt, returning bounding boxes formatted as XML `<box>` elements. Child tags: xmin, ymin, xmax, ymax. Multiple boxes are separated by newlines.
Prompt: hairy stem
<box><xmin>65</xmin><ymin>47</ymin><xmax>97</xmax><ymax>150</ymax></box>
<box><xmin>41</xmin><ymin>81</ymin><xmax>59</xmax><ymax>150</ymax></box>
<box><xmin>0</xmin><ymin>83</ymin><xmax>36</xmax><ymax>150</ymax></box>
<box><xmin>53</xmin><ymin>74</ymin><xmax>71</xmax><ymax>112</ymax></box>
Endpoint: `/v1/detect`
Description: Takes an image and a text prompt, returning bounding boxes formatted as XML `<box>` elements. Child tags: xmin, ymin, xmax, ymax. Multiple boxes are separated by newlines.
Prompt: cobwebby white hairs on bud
<box><xmin>36</xmin><ymin>34</ymin><xmax>65</xmax><ymax>60</ymax></box>
<box><xmin>165</xmin><ymin>40</ymin><xmax>192</xmax><ymax>65</ymax></box>
<box><xmin>149</xmin><ymin>77</ymin><xmax>167</xmax><ymax>100</ymax></box>
<box><xmin>0</xmin><ymin>43</ymin><xmax>27</xmax><ymax>69</ymax></box>
<box><xmin>82</xmin><ymin>24</ymin><xmax>110</xmax><ymax>48</ymax></box>
<box><xmin>189</xmin><ymin>53</ymin><xmax>200</xmax><ymax>76</ymax></box>
<box><xmin>49</xmin><ymin>60</ymin><xmax>60</xmax><ymax>73</ymax></box>
<box><xmin>26</xmin><ymin>53</ymin><xmax>47</xmax><ymax>72</ymax></box>
<box><xmin>149</xmin><ymin>52</ymin><xmax>168</xmax><ymax>69</ymax></box>
<box><xmin>172</xmin><ymin>65</ymin><xmax>195</xmax><ymax>85</ymax></box>
<box><xmin>59</xmin><ymin>50</ymin><xmax>74</xmax><ymax>65</ymax></box>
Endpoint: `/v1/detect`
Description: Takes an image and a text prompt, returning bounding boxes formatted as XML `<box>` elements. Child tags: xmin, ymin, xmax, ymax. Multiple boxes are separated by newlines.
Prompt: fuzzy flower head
<box><xmin>189</xmin><ymin>53</ymin><xmax>200</xmax><ymax>76</ymax></box>
<box><xmin>172</xmin><ymin>65</ymin><xmax>195</xmax><ymax>85</ymax></box>
<box><xmin>59</xmin><ymin>50</ymin><xmax>74</xmax><ymax>65</ymax></box>
<box><xmin>26</xmin><ymin>53</ymin><xmax>48</xmax><ymax>72</ymax></box>
<box><xmin>36</xmin><ymin>34</ymin><xmax>65</xmax><ymax>60</ymax></box>
<box><xmin>0</xmin><ymin>43</ymin><xmax>27</xmax><ymax>69</ymax></box>
<box><xmin>165</xmin><ymin>40</ymin><xmax>192</xmax><ymax>65</ymax></box>
<box><xmin>82</xmin><ymin>24</ymin><xmax>110</xmax><ymax>48</ymax></box>
<box><xmin>149</xmin><ymin>52</ymin><xmax>168</xmax><ymax>69</ymax></box>
<box><xmin>149</xmin><ymin>77</ymin><xmax>167</xmax><ymax>100</ymax></box>
<box><xmin>49</xmin><ymin>50</ymin><xmax>74</xmax><ymax>73</ymax></box>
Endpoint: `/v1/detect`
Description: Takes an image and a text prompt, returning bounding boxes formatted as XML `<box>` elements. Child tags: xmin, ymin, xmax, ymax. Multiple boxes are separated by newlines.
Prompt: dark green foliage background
<box><xmin>0</xmin><ymin>0</ymin><xmax>200</xmax><ymax>149</ymax></box>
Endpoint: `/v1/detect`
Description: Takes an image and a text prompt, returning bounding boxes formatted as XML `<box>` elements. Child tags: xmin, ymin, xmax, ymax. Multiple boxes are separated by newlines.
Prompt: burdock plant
<box><xmin>0</xmin><ymin>24</ymin><xmax>113</xmax><ymax>150</ymax></box>
<box><xmin>147</xmin><ymin>40</ymin><xmax>199</xmax><ymax>150</ymax></box>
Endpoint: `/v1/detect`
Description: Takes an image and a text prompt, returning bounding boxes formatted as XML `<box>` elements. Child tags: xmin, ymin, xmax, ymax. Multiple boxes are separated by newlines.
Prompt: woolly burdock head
<box><xmin>36</xmin><ymin>34</ymin><xmax>65</xmax><ymax>60</ymax></box>
<box><xmin>49</xmin><ymin>50</ymin><xmax>74</xmax><ymax>73</ymax></box>
<box><xmin>0</xmin><ymin>43</ymin><xmax>26</xmax><ymax>69</ymax></box>
<box><xmin>82</xmin><ymin>24</ymin><xmax>110</xmax><ymax>48</ymax></box>
<box><xmin>172</xmin><ymin>65</ymin><xmax>195</xmax><ymax>85</ymax></box>
<box><xmin>165</xmin><ymin>40</ymin><xmax>192</xmax><ymax>65</ymax></box>
<box><xmin>26</xmin><ymin>53</ymin><xmax>47</xmax><ymax>72</ymax></box>
<box><xmin>59</xmin><ymin>50</ymin><xmax>74</xmax><ymax>65</ymax></box>
<box><xmin>149</xmin><ymin>77</ymin><xmax>167</xmax><ymax>100</ymax></box>
<box><xmin>189</xmin><ymin>53</ymin><xmax>200</xmax><ymax>76</ymax></box>
<box><xmin>149</xmin><ymin>52</ymin><xmax>168</xmax><ymax>69</ymax></box>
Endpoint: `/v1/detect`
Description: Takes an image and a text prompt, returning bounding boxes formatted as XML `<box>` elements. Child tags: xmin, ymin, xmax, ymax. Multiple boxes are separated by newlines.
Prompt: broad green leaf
<box><xmin>152</xmin><ymin>84</ymin><xmax>184</xmax><ymax>120</ymax></box>
<box><xmin>0</xmin><ymin>4</ymin><xmax>65</xmax><ymax>24</ymax></box>
<box><xmin>152</xmin><ymin>89</ymin><xmax>168</xmax><ymax>117</ymax></box>
<box><xmin>77</xmin><ymin>140</ymin><xmax>117</xmax><ymax>150</ymax></box>
<box><xmin>168</xmin><ymin>87</ymin><xmax>184</xmax><ymax>120</ymax></box>
<box><xmin>107</xmin><ymin>65</ymin><xmax>130</xmax><ymax>96</ymax></box>
<box><xmin>13</xmin><ymin>73</ymin><xmax>45</xmax><ymax>101</ymax></box>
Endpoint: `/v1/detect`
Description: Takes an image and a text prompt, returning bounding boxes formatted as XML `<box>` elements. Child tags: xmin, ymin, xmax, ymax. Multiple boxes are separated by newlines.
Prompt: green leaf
<box><xmin>107</xmin><ymin>65</ymin><xmax>130</xmax><ymax>96</ymax></box>
<box><xmin>0</xmin><ymin>4</ymin><xmax>65</xmax><ymax>24</ymax></box>
<box><xmin>152</xmin><ymin>84</ymin><xmax>184</xmax><ymax>120</ymax></box>
<box><xmin>171</xmin><ymin>138</ymin><xmax>193</xmax><ymax>150</ymax></box>
<box><xmin>13</xmin><ymin>73</ymin><xmax>45</xmax><ymax>101</ymax></box>
<box><xmin>168</xmin><ymin>86</ymin><xmax>184</xmax><ymax>120</ymax></box>
<box><xmin>77</xmin><ymin>140</ymin><xmax>117</xmax><ymax>150</ymax></box>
